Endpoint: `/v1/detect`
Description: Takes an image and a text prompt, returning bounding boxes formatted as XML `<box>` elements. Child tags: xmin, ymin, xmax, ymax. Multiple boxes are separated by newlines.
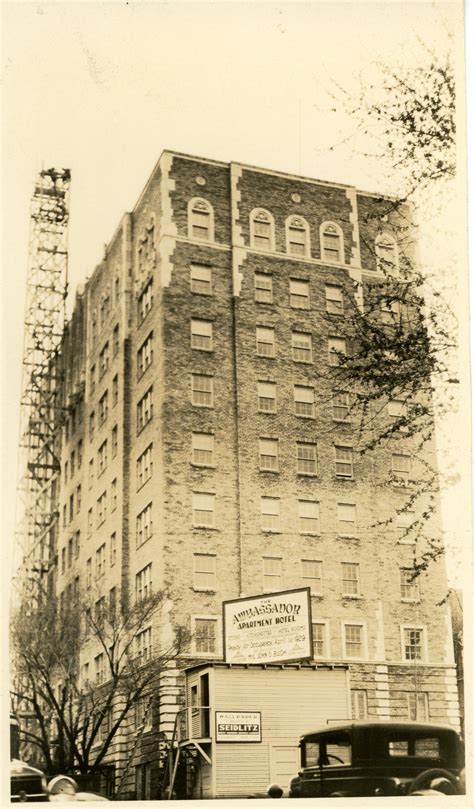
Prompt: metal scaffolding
<box><xmin>16</xmin><ymin>168</ymin><xmax>71</xmax><ymax>601</ymax></box>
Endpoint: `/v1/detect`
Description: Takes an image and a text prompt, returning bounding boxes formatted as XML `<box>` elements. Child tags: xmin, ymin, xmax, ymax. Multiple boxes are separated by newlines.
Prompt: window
<box><xmin>89</xmin><ymin>411</ymin><xmax>95</xmax><ymax>439</ymax></box>
<box><xmin>192</xmin><ymin>433</ymin><xmax>214</xmax><ymax>466</ymax></box>
<box><xmin>335</xmin><ymin>446</ymin><xmax>353</xmax><ymax>479</ymax></box>
<box><xmin>97</xmin><ymin>491</ymin><xmax>107</xmax><ymax>526</ymax></box>
<box><xmin>343</xmin><ymin>624</ymin><xmax>365</xmax><ymax>659</ymax></box>
<box><xmin>375</xmin><ymin>232</ymin><xmax>399</xmax><ymax>274</ymax></box>
<box><xmin>337</xmin><ymin>503</ymin><xmax>357</xmax><ymax>536</ymax></box>
<box><xmin>250</xmin><ymin>209</ymin><xmax>274</xmax><ymax>251</ymax></box>
<box><xmin>90</xmin><ymin>365</ymin><xmax>96</xmax><ymax>394</ymax></box>
<box><xmin>351</xmin><ymin>690</ymin><xmax>368</xmax><ymax>719</ymax></box>
<box><xmin>294</xmin><ymin>385</ymin><xmax>315</xmax><ymax>417</ymax></box>
<box><xmin>257</xmin><ymin>381</ymin><xmax>276</xmax><ymax>413</ymax></box>
<box><xmin>192</xmin><ymin>493</ymin><xmax>215</xmax><ymax>528</ymax></box>
<box><xmin>111</xmin><ymin>425</ymin><xmax>118</xmax><ymax>458</ymax></box>
<box><xmin>136</xmin><ymin>626</ymin><xmax>152</xmax><ymax>663</ymax></box>
<box><xmin>332</xmin><ymin>392</ymin><xmax>351</xmax><ymax>422</ymax></box>
<box><xmin>86</xmin><ymin>558</ymin><xmax>92</xmax><ymax>589</ymax></box>
<box><xmin>76</xmin><ymin>485</ymin><xmax>81</xmax><ymax>513</ymax></box>
<box><xmin>67</xmin><ymin>537</ymin><xmax>73</xmax><ymax>567</ymax></box>
<box><xmin>137</xmin><ymin>444</ymin><xmax>153</xmax><ymax>488</ymax></box>
<box><xmin>256</xmin><ymin>326</ymin><xmax>275</xmax><ymax>357</ymax></box>
<box><xmin>289</xmin><ymin>278</ymin><xmax>310</xmax><ymax>309</ymax></box>
<box><xmin>302</xmin><ymin>559</ymin><xmax>322</xmax><ymax>592</ymax></box>
<box><xmin>190</xmin><ymin>263</ymin><xmax>212</xmax><ymax>295</ymax></box>
<box><xmin>95</xmin><ymin>653</ymin><xmax>106</xmax><ymax>684</ymax></box>
<box><xmin>138</xmin><ymin>279</ymin><xmax>153</xmax><ymax>322</ymax></box>
<box><xmin>135</xmin><ymin>763</ymin><xmax>152</xmax><ymax>801</ymax></box>
<box><xmin>400</xmin><ymin>568</ymin><xmax>420</xmax><ymax>601</ymax></box>
<box><xmin>87</xmin><ymin>508</ymin><xmax>93</xmax><ymax>537</ymax></box>
<box><xmin>137</xmin><ymin>387</ymin><xmax>153</xmax><ymax>431</ymax></box>
<box><xmin>77</xmin><ymin>439</ymin><xmax>83</xmax><ymax>469</ymax></box>
<box><xmin>74</xmin><ymin>530</ymin><xmax>80</xmax><ymax>559</ymax></box>
<box><xmin>113</xmin><ymin>323</ymin><xmax>119</xmax><ymax>356</ymax></box>
<box><xmin>136</xmin><ymin>503</ymin><xmax>153</xmax><ymax>547</ymax></box>
<box><xmin>407</xmin><ymin>692</ymin><xmax>429</xmax><ymax>721</ymax></box>
<box><xmin>381</xmin><ymin>297</ymin><xmax>401</xmax><ymax>323</ymax></box>
<box><xmin>402</xmin><ymin>627</ymin><xmax>426</xmax><ymax>661</ymax></box>
<box><xmin>98</xmin><ymin>440</ymin><xmax>108</xmax><ymax>476</ymax></box>
<box><xmin>112</xmin><ymin>374</ymin><xmax>119</xmax><ymax>406</ymax></box>
<box><xmin>286</xmin><ymin>216</ymin><xmax>309</xmax><ymax>257</ymax></box>
<box><xmin>137</xmin><ymin>333</ymin><xmax>153</xmax><ymax>377</ymax></box>
<box><xmin>292</xmin><ymin>331</ymin><xmax>312</xmax><ymax>363</ymax></box>
<box><xmin>259</xmin><ymin>438</ymin><xmax>279</xmax><ymax>471</ymax></box>
<box><xmin>110</xmin><ymin>532</ymin><xmax>117</xmax><ymax>566</ymax></box>
<box><xmin>193</xmin><ymin>554</ymin><xmax>216</xmax><ymax>590</ymax></box>
<box><xmin>254</xmin><ymin>272</ymin><xmax>273</xmax><ymax>303</ymax></box>
<box><xmin>191</xmin><ymin>374</ymin><xmax>213</xmax><ymax>407</ymax></box>
<box><xmin>96</xmin><ymin>543</ymin><xmax>106</xmax><ymax>579</ymax></box>
<box><xmin>325</xmin><ymin>285</ymin><xmax>344</xmax><ymax>315</ymax></box>
<box><xmin>136</xmin><ymin>563</ymin><xmax>152</xmax><ymax>601</ymax></box>
<box><xmin>99</xmin><ymin>391</ymin><xmax>109</xmax><ymax>425</ymax></box>
<box><xmin>260</xmin><ymin>497</ymin><xmax>280</xmax><ymax>532</ymax></box>
<box><xmin>111</xmin><ymin>478</ymin><xmax>117</xmax><ymax>511</ymax></box>
<box><xmin>392</xmin><ymin>453</ymin><xmax>411</xmax><ymax>478</ymax></box>
<box><xmin>191</xmin><ymin>319</ymin><xmax>213</xmax><ymax>351</ymax></box>
<box><xmin>388</xmin><ymin>399</ymin><xmax>407</xmax><ymax>418</ymax></box>
<box><xmin>263</xmin><ymin>556</ymin><xmax>282</xmax><ymax>591</ymax></box>
<box><xmin>99</xmin><ymin>342</ymin><xmax>110</xmax><ymax>378</ymax></box>
<box><xmin>312</xmin><ymin>623</ymin><xmax>328</xmax><ymax>658</ymax></box>
<box><xmin>60</xmin><ymin>546</ymin><xmax>66</xmax><ymax>573</ymax></box>
<box><xmin>70</xmin><ymin>450</ymin><xmax>75</xmax><ymax>477</ymax></box>
<box><xmin>299</xmin><ymin>502</ymin><xmax>320</xmax><ymax>535</ymax></box>
<box><xmin>341</xmin><ymin>562</ymin><xmax>360</xmax><ymax>596</ymax></box>
<box><xmin>321</xmin><ymin>222</ymin><xmax>344</xmax><ymax>263</ymax></box>
<box><xmin>135</xmin><ymin>696</ymin><xmax>152</xmax><ymax>733</ymax></box>
<box><xmin>328</xmin><ymin>337</ymin><xmax>347</xmax><ymax>366</ymax></box>
<box><xmin>188</xmin><ymin>198</ymin><xmax>213</xmax><ymax>241</ymax></box>
<box><xmin>69</xmin><ymin>493</ymin><xmax>74</xmax><ymax>523</ymax></box>
<box><xmin>194</xmin><ymin>618</ymin><xmax>217</xmax><ymax>654</ymax></box>
<box><xmin>296</xmin><ymin>442</ymin><xmax>317</xmax><ymax>475</ymax></box>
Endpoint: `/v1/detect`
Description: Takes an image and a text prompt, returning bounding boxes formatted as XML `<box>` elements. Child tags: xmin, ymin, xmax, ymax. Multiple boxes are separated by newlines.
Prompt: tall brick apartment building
<box><xmin>56</xmin><ymin>151</ymin><xmax>460</xmax><ymax>797</ymax></box>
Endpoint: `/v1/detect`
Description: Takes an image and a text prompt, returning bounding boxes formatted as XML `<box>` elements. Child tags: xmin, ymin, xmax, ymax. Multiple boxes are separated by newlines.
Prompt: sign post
<box><xmin>223</xmin><ymin>587</ymin><xmax>312</xmax><ymax>664</ymax></box>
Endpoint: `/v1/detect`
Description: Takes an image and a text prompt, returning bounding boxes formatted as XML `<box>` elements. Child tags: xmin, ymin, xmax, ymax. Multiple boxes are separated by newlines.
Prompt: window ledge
<box><xmin>261</xmin><ymin>529</ymin><xmax>282</xmax><ymax>535</ymax></box>
<box><xmin>342</xmin><ymin>594</ymin><xmax>364</xmax><ymax>600</ymax></box>
<box><xmin>300</xmin><ymin>532</ymin><xmax>321</xmax><ymax>538</ymax></box>
<box><xmin>401</xmin><ymin>598</ymin><xmax>421</xmax><ymax>604</ymax></box>
<box><xmin>193</xmin><ymin>588</ymin><xmax>217</xmax><ymax>594</ymax></box>
<box><xmin>337</xmin><ymin>533</ymin><xmax>359</xmax><ymax>540</ymax></box>
<box><xmin>191</xmin><ymin>463</ymin><xmax>216</xmax><ymax>470</ymax></box>
<box><xmin>192</xmin><ymin>525</ymin><xmax>219</xmax><ymax>531</ymax></box>
<box><xmin>259</xmin><ymin>469</ymin><xmax>280</xmax><ymax>474</ymax></box>
<box><xmin>297</xmin><ymin>472</ymin><xmax>318</xmax><ymax>478</ymax></box>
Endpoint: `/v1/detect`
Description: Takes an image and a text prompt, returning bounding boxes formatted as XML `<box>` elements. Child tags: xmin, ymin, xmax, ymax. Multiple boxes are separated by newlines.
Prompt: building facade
<box><xmin>55</xmin><ymin>151</ymin><xmax>460</xmax><ymax>798</ymax></box>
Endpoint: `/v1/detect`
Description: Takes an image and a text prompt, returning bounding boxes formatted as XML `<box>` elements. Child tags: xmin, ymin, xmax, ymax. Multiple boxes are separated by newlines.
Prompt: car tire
<box><xmin>407</xmin><ymin>768</ymin><xmax>459</xmax><ymax>795</ymax></box>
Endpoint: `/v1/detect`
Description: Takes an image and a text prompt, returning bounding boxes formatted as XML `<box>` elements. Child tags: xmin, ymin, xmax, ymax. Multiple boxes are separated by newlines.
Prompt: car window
<box><xmin>388</xmin><ymin>735</ymin><xmax>441</xmax><ymax>759</ymax></box>
<box><xmin>304</xmin><ymin>742</ymin><xmax>320</xmax><ymax>767</ymax></box>
<box><xmin>414</xmin><ymin>738</ymin><xmax>440</xmax><ymax>759</ymax></box>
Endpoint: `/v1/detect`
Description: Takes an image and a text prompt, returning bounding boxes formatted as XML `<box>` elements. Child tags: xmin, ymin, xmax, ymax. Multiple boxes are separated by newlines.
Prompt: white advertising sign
<box><xmin>223</xmin><ymin>587</ymin><xmax>312</xmax><ymax>664</ymax></box>
<box><xmin>215</xmin><ymin>711</ymin><xmax>261</xmax><ymax>743</ymax></box>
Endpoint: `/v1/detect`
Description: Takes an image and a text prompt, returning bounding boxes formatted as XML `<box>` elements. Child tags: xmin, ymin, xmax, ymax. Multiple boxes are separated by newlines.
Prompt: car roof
<box><xmin>300</xmin><ymin>720</ymin><xmax>457</xmax><ymax>740</ymax></box>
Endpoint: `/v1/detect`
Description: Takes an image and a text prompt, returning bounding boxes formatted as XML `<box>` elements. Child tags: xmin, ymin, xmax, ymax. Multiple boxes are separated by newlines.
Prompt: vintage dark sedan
<box><xmin>287</xmin><ymin>721</ymin><xmax>464</xmax><ymax>798</ymax></box>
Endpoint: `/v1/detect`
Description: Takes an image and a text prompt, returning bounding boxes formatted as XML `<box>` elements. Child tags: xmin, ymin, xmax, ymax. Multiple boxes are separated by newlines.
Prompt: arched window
<box><xmin>250</xmin><ymin>209</ymin><xmax>275</xmax><ymax>252</ymax></box>
<box><xmin>188</xmin><ymin>198</ymin><xmax>214</xmax><ymax>242</ymax></box>
<box><xmin>286</xmin><ymin>216</ymin><xmax>310</xmax><ymax>257</ymax></box>
<box><xmin>375</xmin><ymin>232</ymin><xmax>399</xmax><ymax>274</ymax></box>
<box><xmin>320</xmin><ymin>222</ymin><xmax>344</xmax><ymax>264</ymax></box>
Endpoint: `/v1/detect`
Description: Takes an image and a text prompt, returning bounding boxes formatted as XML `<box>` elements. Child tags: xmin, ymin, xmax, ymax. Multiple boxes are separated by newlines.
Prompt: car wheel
<box><xmin>407</xmin><ymin>769</ymin><xmax>459</xmax><ymax>795</ymax></box>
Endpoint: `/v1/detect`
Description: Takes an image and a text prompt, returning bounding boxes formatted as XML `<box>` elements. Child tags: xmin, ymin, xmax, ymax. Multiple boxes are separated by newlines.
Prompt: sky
<box><xmin>1</xmin><ymin>0</ymin><xmax>470</xmax><ymax>588</ymax></box>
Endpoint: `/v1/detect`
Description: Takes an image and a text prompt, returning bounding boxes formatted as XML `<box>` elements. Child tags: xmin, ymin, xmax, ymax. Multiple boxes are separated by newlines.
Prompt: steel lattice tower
<box><xmin>16</xmin><ymin>168</ymin><xmax>71</xmax><ymax>601</ymax></box>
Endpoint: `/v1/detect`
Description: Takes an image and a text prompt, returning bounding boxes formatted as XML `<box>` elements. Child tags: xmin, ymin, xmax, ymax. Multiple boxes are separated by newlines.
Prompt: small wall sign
<box><xmin>215</xmin><ymin>711</ymin><xmax>262</xmax><ymax>743</ymax></box>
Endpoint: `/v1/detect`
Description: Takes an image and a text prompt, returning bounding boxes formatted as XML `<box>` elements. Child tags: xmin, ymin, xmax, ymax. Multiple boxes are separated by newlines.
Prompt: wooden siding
<box><xmin>212</xmin><ymin>667</ymin><xmax>349</xmax><ymax>797</ymax></box>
